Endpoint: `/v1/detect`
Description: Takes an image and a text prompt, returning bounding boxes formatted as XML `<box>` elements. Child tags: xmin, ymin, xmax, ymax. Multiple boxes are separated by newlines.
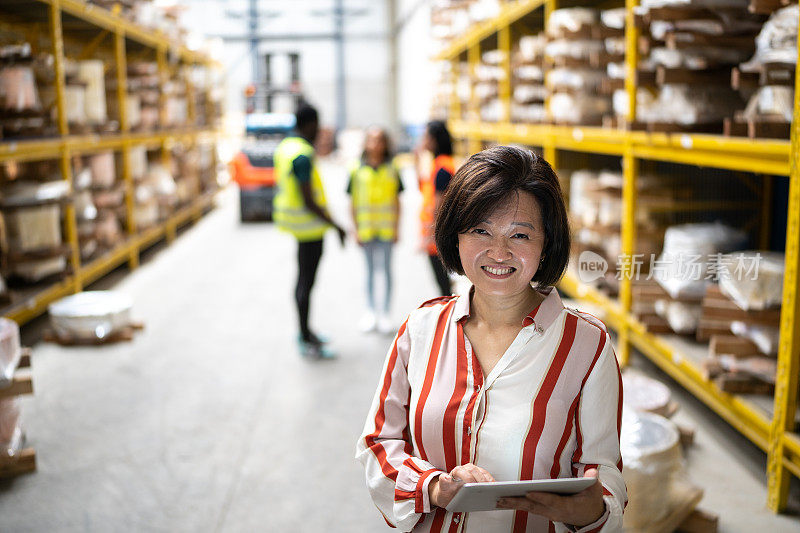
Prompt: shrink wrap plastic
<box><xmin>621</xmin><ymin>408</ymin><xmax>700</xmax><ymax>530</ymax></box>
<box><xmin>0</xmin><ymin>318</ymin><xmax>21</xmax><ymax>387</ymax></box>
<box><xmin>654</xmin><ymin>223</ymin><xmax>747</xmax><ymax>299</ymax></box>
<box><xmin>718</xmin><ymin>251</ymin><xmax>784</xmax><ymax>311</ymax></box>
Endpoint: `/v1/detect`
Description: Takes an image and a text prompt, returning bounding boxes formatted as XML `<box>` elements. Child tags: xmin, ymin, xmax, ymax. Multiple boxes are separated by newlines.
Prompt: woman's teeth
<box><xmin>482</xmin><ymin>266</ymin><xmax>514</xmax><ymax>275</ymax></box>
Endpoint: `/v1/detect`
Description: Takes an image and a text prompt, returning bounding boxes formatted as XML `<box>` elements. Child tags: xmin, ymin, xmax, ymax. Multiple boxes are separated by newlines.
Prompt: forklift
<box><xmin>230</xmin><ymin>110</ymin><xmax>294</xmax><ymax>222</ymax></box>
<box><xmin>230</xmin><ymin>52</ymin><xmax>303</xmax><ymax>222</ymax></box>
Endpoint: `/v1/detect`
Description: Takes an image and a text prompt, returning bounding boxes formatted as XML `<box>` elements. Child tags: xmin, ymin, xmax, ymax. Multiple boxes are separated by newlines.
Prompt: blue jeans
<box><xmin>363</xmin><ymin>239</ymin><xmax>393</xmax><ymax>313</ymax></box>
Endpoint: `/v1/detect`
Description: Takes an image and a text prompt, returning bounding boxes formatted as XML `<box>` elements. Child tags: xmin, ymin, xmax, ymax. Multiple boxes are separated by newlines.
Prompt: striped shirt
<box><xmin>356</xmin><ymin>286</ymin><xmax>626</xmax><ymax>532</ymax></box>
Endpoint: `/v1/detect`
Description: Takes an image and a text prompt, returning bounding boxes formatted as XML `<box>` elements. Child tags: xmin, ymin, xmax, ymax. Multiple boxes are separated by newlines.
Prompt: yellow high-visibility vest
<box><xmin>350</xmin><ymin>161</ymin><xmax>401</xmax><ymax>242</ymax></box>
<box><xmin>273</xmin><ymin>136</ymin><xmax>330</xmax><ymax>242</ymax></box>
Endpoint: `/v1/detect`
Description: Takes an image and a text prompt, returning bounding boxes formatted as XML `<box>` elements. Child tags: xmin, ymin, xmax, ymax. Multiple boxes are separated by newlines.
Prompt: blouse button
<box><xmin>466</xmin><ymin>426</ymin><xmax>472</xmax><ymax>435</ymax></box>
<box><xmin>453</xmin><ymin>515</ymin><xmax>460</xmax><ymax>523</ymax></box>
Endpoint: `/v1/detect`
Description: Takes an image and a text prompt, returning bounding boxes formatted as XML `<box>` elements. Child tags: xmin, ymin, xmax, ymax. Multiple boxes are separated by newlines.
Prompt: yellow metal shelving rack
<box><xmin>0</xmin><ymin>0</ymin><xmax>221</xmax><ymax>326</ymax></box>
<box><xmin>435</xmin><ymin>0</ymin><xmax>800</xmax><ymax>512</ymax></box>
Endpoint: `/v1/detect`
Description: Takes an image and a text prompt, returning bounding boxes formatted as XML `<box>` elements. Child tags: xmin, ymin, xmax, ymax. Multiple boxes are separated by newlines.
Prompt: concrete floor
<box><xmin>0</xmin><ymin>160</ymin><xmax>799</xmax><ymax>532</ymax></box>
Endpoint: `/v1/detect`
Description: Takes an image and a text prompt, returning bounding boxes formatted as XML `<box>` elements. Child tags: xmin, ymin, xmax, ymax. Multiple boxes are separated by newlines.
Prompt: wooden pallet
<box><xmin>701</xmin><ymin>285</ymin><xmax>781</xmax><ymax>327</ymax></box>
<box><xmin>656</xmin><ymin>66</ymin><xmax>732</xmax><ymax>86</ymax></box>
<box><xmin>723</xmin><ymin>116</ymin><xmax>791</xmax><ymax>140</ymax></box>
<box><xmin>0</xmin><ymin>447</ymin><xmax>36</xmax><ymax>479</ymax></box>
<box><xmin>731</xmin><ymin>63</ymin><xmax>795</xmax><ymax>91</ymax></box>
<box><xmin>665</xmin><ymin>32</ymin><xmax>756</xmax><ymax>51</ymax></box>
<box><xmin>0</xmin><ymin>348</ymin><xmax>33</xmax><ymax>400</ymax></box>
<box><xmin>638</xmin><ymin>486</ymin><xmax>705</xmax><ymax>533</ymax></box>
<box><xmin>0</xmin><ymin>347</ymin><xmax>36</xmax><ymax>479</ymax></box>
<box><xmin>677</xmin><ymin>508</ymin><xmax>719</xmax><ymax>533</ymax></box>
<box><xmin>43</xmin><ymin>322</ymin><xmax>145</xmax><ymax>346</ymax></box>
<box><xmin>748</xmin><ymin>0</ymin><xmax>796</xmax><ymax>14</ymax></box>
<box><xmin>644</xmin><ymin>121</ymin><xmax>725</xmax><ymax>134</ymax></box>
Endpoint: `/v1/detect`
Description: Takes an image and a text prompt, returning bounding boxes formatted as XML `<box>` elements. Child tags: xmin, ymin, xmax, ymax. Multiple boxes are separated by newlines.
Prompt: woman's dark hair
<box><xmin>426</xmin><ymin>120</ymin><xmax>453</xmax><ymax>157</ymax></box>
<box><xmin>434</xmin><ymin>145</ymin><xmax>570</xmax><ymax>287</ymax></box>
<box><xmin>295</xmin><ymin>103</ymin><xmax>318</xmax><ymax>129</ymax></box>
<box><xmin>361</xmin><ymin>126</ymin><xmax>393</xmax><ymax>165</ymax></box>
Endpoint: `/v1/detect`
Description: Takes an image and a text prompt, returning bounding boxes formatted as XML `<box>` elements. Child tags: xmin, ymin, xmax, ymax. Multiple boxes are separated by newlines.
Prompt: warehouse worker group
<box><xmin>272</xmin><ymin>103</ymin><xmax>455</xmax><ymax>359</ymax></box>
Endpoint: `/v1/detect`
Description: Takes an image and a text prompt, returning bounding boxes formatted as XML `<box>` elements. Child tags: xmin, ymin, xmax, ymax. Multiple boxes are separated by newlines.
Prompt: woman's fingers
<box><xmin>450</xmin><ymin>463</ymin><xmax>496</xmax><ymax>484</ymax></box>
<box><xmin>497</xmin><ymin>497</ymin><xmax>553</xmax><ymax>519</ymax></box>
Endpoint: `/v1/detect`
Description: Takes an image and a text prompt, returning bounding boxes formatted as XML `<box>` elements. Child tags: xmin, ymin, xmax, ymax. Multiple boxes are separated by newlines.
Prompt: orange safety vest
<box><xmin>419</xmin><ymin>154</ymin><xmax>454</xmax><ymax>255</ymax></box>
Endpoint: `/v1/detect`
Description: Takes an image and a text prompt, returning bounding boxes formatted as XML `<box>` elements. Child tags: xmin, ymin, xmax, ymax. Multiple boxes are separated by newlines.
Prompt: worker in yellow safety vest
<box><xmin>347</xmin><ymin>126</ymin><xmax>403</xmax><ymax>334</ymax></box>
<box><xmin>273</xmin><ymin>103</ymin><xmax>346</xmax><ymax>359</ymax></box>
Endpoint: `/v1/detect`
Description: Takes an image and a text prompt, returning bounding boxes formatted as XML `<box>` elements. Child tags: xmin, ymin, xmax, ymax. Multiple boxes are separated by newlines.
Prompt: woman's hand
<box><xmin>429</xmin><ymin>463</ymin><xmax>496</xmax><ymax>508</ymax></box>
<box><xmin>496</xmin><ymin>468</ymin><xmax>605</xmax><ymax>528</ymax></box>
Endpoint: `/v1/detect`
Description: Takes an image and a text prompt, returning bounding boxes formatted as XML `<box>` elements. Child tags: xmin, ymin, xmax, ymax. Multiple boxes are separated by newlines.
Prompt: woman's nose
<box><xmin>486</xmin><ymin>238</ymin><xmax>512</xmax><ymax>262</ymax></box>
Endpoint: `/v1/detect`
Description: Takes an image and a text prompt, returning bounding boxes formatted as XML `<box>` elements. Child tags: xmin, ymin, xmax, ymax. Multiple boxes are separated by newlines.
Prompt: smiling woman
<box><xmin>356</xmin><ymin>146</ymin><xmax>626</xmax><ymax>533</ymax></box>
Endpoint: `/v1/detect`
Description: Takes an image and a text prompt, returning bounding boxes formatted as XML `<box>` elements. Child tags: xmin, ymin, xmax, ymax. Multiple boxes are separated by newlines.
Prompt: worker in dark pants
<box><xmin>415</xmin><ymin>120</ymin><xmax>455</xmax><ymax>297</ymax></box>
<box><xmin>273</xmin><ymin>103</ymin><xmax>346</xmax><ymax>359</ymax></box>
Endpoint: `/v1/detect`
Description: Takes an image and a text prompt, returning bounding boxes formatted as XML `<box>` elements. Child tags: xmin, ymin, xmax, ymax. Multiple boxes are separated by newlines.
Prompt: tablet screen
<box><xmin>445</xmin><ymin>477</ymin><xmax>596</xmax><ymax>513</ymax></box>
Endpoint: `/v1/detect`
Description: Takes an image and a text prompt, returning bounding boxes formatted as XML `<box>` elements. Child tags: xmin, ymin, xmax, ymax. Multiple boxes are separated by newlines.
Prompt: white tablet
<box><xmin>445</xmin><ymin>478</ymin><xmax>596</xmax><ymax>513</ymax></box>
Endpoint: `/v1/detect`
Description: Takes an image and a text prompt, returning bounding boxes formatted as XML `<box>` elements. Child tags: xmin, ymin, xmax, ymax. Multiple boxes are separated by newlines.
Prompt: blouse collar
<box><xmin>452</xmin><ymin>285</ymin><xmax>564</xmax><ymax>334</ymax></box>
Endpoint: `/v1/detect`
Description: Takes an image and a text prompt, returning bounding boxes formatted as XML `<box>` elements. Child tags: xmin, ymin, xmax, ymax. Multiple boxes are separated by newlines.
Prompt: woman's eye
<box><xmin>471</xmin><ymin>228</ymin><xmax>488</xmax><ymax>235</ymax></box>
<box><xmin>512</xmin><ymin>233</ymin><xmax>530</xmax><ymax>239</ymax></box>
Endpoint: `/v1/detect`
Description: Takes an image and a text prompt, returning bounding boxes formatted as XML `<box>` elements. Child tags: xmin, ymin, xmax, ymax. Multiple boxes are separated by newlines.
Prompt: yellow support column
<box><xmin>544</xmin><ymin>0</ymin><xmax>557</xmax><ymax>24</ymax></box>
<box><xmin>449</xmin><ymin>57</ymin><xmax>462</xmax><ymax>157</ymax></box>
<box><xmin>624</xmin><ymin>0</ymin><xmax>640</xmax><ymax>126</ymax></box>
<box><xmin>617</xmin><ymin>0</ymin><xmax>641</xmax><ymax>367</ymax></box>
<box><xmin>498</xmin><ymin>25</ymin><xmax>511</xmax><ymax>126</ymax></box>
<box><xmin>49</xmin><ymin>0</ymin><xmax>82</xmax><ymax>293</ymax></box>
<box><xmin>157</xmin><ymin>46</ymin><xmax>169</xmax><ymax>130</ymax></box>
<box><xmin>186</xmin><ymin>66</ymin><xmax>197</xmax><ymax>126</ymax></box>
<box><xmin>157</xmin><ymin>46</ymin><xmax>177</xmax><ymax>243</ymax></box>
<box><xmin>766</xmin><ymin>35</ymin><xmax>800</xmax><ymax>513</ymax></box>
<box><xmin>114</xmin><ymin>30</ymin><xmax>139</xmax><ymax>269</ymax></box>
<box><xmin>618</xmin><ymin>146</ymin><xmax>637</xmax><ymax>367</ymax></box>
<box><xmin>467</xmin><ymin>43</ymin><xmax>482</xmax><ymax>155</ymax></box>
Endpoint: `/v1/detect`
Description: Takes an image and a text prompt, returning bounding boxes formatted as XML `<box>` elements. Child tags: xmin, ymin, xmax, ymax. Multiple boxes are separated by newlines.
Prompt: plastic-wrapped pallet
<box><xmin>740</xmin><ymin>5</ymin><xmax>798</xmax><ymax>71</ymax></box>
<box><xmin>718</xmin><ymin>251</ymin><xmax>784</xmax><ymax>311</ymax></box>
<box><xmin>653</xmin><ymin>222</ymin><xmax>748</xmax><ymax>299</ymax></box>
<box><xmin>48</xmin><ymin>291</ymin><xmax>133</xmax><ymax>341</ymax></box>
<box><xmin>142</xmin><ymin>163</ymin><xmax>178</xmax><ymax>220</ymax></box>
<box><xmin>0</xmin><ymin>318</ymin><xmax>21</xmax><ymax>387</ymax></box>
<box><xmin>655</xmin><ymin>299</ymin><xmax>703</xmax><ymax>334</ymax></box>
<box><xmin>741</xmin><ymin>86</ymin><xmax>794</xmax><ymax>123</ymax></box>
<box><xmin>76</xmin><ymin>60</ymin><xmax>107</xmax><ymax>126</ymax></box>
<box><xmin>549</xmin><ymin>93</ymin><xmax>610</xmax><ymax>124</ymax></box>
<box><xmin>1</xmin><ymin>180</ymin><xmax>69</xmax><ymax>254</ymax></box>
<box><xmin>129</xmin><ymin>145</ymin><xmax>148</xmax><ymax>181</ymax></box>
<box><xmin>512</xmin><ymin>34</ymin><xmax>547</xmax><ymax>124</ymax></box>
<box><xmin>623</xmin><ymin>371</ymin><xmax>672</xmax><ymax>417</ymax></box>
<box><xmin>88</xmin><ymin>151</ymin><xmax>116</xmax><ymax>189</ymax></box>
<box><xmin>0</xmin><ymin>60</ymin><xmax>40</xmax><ymax>113</ymax></box>
<box><xmin>0</xmin><ymin>398</ymin><xmax>23</xmax><ymax>462</ymax></box>
<box><xmin>547</xmin><ymin>8</ymin><xmax>598</xmax><ymax>37</ymax></box>
<box><xmin>731</xmin><ymin>320</ymin><xmax>780</xmax><ymax>356</ymax></box>
<box><xmin>621</xmin><ymin>407</ymin><xmax>702</xmax><ymax>530</ymax></box>
<box><xmin>545</xmin><ymin>7</ymin><xmax>615</xmax><ymax>125</ymax></box>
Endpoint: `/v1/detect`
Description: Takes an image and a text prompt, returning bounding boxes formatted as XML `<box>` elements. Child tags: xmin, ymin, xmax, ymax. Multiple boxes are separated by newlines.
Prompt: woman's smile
<box><xmin>481</xmin><ymin>265</ymin><xmax>516</xmax><ymax>278</ymax></box>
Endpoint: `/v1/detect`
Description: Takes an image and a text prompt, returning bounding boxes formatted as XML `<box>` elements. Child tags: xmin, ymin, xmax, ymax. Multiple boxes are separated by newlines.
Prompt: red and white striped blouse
<box><xmin>356</xmin><ymin>286</ymin><xmax>626</xmax><ymax>532</ymax></box>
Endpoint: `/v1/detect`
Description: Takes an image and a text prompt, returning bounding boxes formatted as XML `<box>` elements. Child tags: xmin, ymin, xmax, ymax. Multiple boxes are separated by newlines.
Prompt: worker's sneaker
<box><xmin>297</xmin><ymin>337</ymin><xmax>335</xmax><ymax>359</ymax></box>
<box><xmin>377</xmin><ymin>314</ymin><xmax>394</xmax><ymax>335</ymax></box>
<box><xmin>303</xmin><ymin>342</ymin><xmax>337</xmax><ymax>360</ymax></box>
<box><xmin>359</xmin><ymin>311</ymin><xmax>377</xmax><ymax>333</ymax></box>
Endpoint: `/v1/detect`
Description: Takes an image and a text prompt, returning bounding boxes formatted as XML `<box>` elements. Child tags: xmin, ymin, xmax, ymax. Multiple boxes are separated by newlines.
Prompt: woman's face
<box><xmin>421</xmin><ymin>130</ymin><xmax>436</xmax><ymax>153</ymax></box>
<box><xmin>457</xmin><ymin>190</ymin><xmax>546</xmax><ymax>298</ymax></box>
<box><xmin>365</xmin><ymin>129</ymin><xmax>387</xmax><ymax>161</ymax></box>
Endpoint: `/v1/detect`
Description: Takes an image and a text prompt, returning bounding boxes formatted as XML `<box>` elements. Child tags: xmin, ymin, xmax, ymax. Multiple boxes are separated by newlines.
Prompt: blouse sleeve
<box><xmin>355</xmin><ymin>319</ymin><xmax>444</xmax><ymax>531</ymax></box>
<box><xmin>569</xmin><ymin>333</ymin><xmax>627</xmax><ymax>533</ymax></box>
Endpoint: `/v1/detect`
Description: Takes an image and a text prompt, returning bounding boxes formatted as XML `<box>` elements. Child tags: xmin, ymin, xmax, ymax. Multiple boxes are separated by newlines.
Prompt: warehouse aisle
<box><xmin>0</xmin><ymin>161</ymin><xmax>798</xmax><ymax>532</ymax></box>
